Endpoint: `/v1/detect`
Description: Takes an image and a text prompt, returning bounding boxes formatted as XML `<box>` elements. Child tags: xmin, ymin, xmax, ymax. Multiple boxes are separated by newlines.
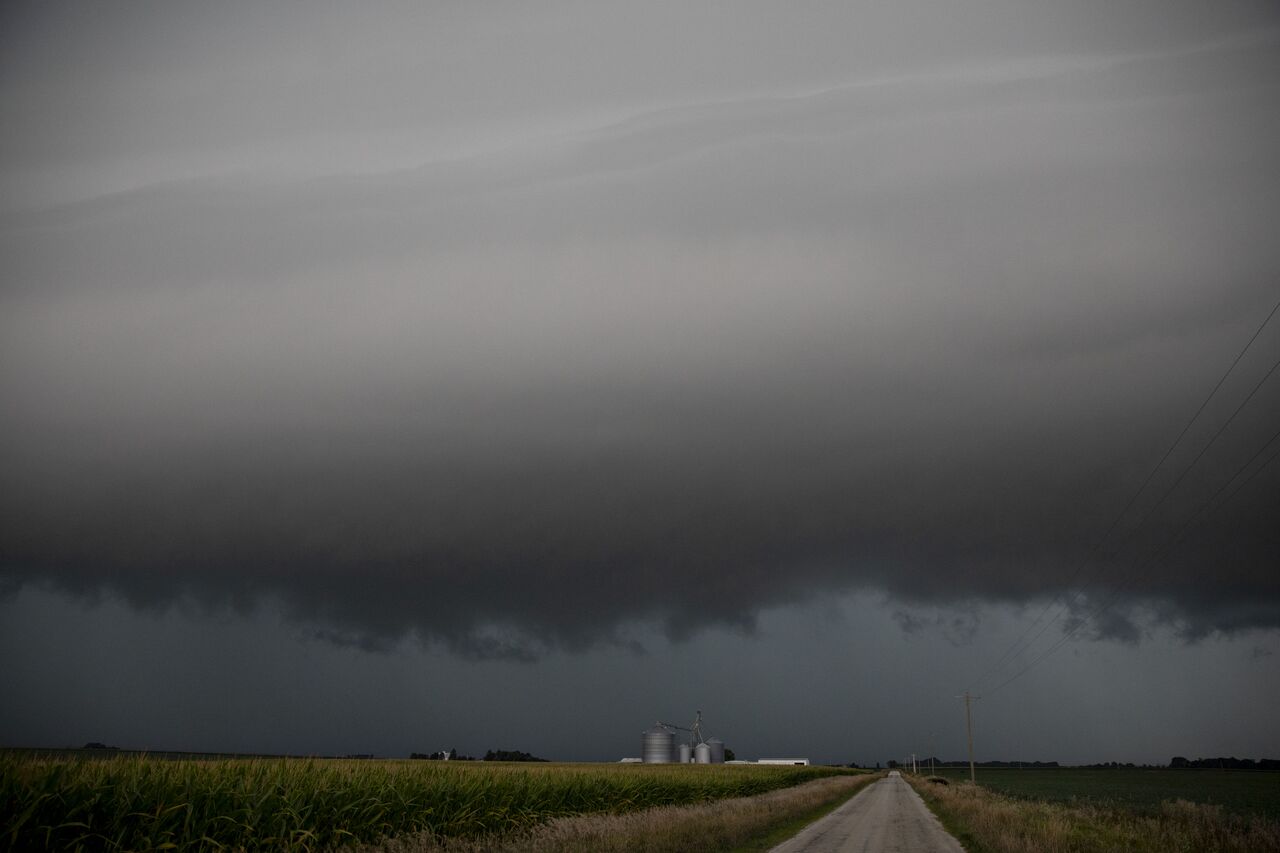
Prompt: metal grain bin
<box><xmin>642</xmin><ymin>726</ymin><xmax>675</xmax><ymax>763</ymax></box>
<box><xmin>677</xmin><ymin>743</ymin><xmax>693</xmax><ymax>764</ymax></box>
<box><xmin>694</xmin><ymin>742</ymin><xmax>712</xmax><ymax>764</ymax></box>
<box><xmin>706</xmin><ymin>738</ymin><xmax>725</xmax><ymax>764</ymax></box>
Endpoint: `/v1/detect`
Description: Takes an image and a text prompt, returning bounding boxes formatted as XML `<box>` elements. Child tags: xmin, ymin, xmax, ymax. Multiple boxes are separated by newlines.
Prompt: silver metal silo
<box><xmin>706</xmin><ymin>738</ymin><xmax>725</xmax><ymax>764</ymax></box>
<box><xmin>677</xmin><ymin>743</ymin><xmax>693</xmax><ymax>764</ymax></box>
<box><xmin>694</xmin><ymin>742</ymin><xmax>712</xmax><ymax>764</ymax></box>
<box><xmin>642</xmin><ymin>726</ymin><xmax>675</xmax><ymax>763</ymax></box>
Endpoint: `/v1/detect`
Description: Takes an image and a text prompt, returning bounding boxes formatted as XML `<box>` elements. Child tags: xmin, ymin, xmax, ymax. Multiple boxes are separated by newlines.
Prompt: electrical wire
<box><xmin>966</xmin><ymin>295</ymin><xmax>1280</xmax><ymax>691</ymax></box>
<box><xmin>983</xmin><ymin>420</ymin><xmax>1280</xmax><ymax>696</ymax></box>
<box><xmin>973</xmin><ymin>349</ymin><xmax>1280</xmax><ymax>692</ymax></box>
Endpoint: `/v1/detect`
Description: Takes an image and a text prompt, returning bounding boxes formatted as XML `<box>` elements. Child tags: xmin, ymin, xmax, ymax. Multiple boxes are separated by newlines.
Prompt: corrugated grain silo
<box><xmin>694</xmin><ymin>742</ymin><xmax>712</xmax><ymax>764</ymax></box>
<box><xmin>642</xmin><ymin>726</ymin><xmax>675</xmax><ymax>763</ymax></box>
<box><xmin>706</xmin><ymin>738</ymin><xmax>725</xmax><ymax>764</ymax></box>
<box><xmin>677</xmin><ymin>743</ymin><xmax>693</xmax><ymax>763</ymax></box>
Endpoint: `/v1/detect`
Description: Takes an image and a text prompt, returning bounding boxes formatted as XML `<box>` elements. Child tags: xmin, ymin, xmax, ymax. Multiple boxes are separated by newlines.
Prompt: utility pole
<box><xmin>959</xmin><ymin>691</ymin><xmax>980</xmax><ymax>783</ymax></box>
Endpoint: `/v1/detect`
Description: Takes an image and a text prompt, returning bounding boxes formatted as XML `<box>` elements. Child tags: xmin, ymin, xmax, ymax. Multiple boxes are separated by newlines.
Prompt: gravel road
<box><xmin>769</xmin><ymin>771</ymin><xmax>964</xmax><ymax>853</ymax></box>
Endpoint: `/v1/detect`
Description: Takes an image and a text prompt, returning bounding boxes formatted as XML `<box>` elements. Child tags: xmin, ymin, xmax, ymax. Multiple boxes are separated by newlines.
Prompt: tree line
<box><xmin>1170</xmin><ymin>756</ymin><xmax>1280</xmax><ymax>770</ymax></box>
<box><xmin>409</xmin><ymin>748</ymin><xmax>547</xmax><ymax>762</ymax></box>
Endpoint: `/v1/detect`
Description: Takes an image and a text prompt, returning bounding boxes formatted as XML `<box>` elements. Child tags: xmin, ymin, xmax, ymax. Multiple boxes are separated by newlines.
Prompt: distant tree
<box><xmin>724</xmin><ymin>748</ymin><xmax>736</xmax><ymax>762</ymax></box>
<box><xmin>1173</xmin><ymin>756</ymin><xmax>1265</xmax><ymax>770</ymax></box>
<box><xmin>482</xmin><ymin>749</ymin><xmax>547</xmax><ymax>762</ymax></box>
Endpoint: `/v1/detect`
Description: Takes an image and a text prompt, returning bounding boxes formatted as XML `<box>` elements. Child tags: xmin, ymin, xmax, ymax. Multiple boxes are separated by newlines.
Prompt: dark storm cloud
<box><xmin>3</xmin><ymin>3</ymin><xmax>1279</xmax><ymax>658</ymax></box>
<box><xmin>892</xmin><ymin>610</ymin><xmax>981</xmax><ymax>647</ymax></box>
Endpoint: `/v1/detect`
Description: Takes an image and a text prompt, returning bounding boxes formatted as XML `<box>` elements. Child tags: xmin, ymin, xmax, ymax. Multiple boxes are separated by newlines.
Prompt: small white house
<box><xmin>756</xmin><ymin>758</ymin><xmax>810</xmax><ymax>766</ymax></box>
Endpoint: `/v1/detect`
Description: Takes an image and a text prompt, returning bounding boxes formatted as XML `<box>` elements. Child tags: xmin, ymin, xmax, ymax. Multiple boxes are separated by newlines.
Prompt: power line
<box><xmin>1210</xmin><ymin>433</ymin><xmax>1280</xmax><ymax>514</ymax></box>
<box><xmin>967</xmin><ymin>295</ymin><xmax>1280</xmax><ymax>691</ymax></box>
<box><xmin>1112</xmin><ymin>351</ymin><xmax>1280</xmax><ymax>544</ymax></box>
<box><xmin>984</xmin><ymin>420</ymin><xmax>1280</xmax><ymax>696</ymax></box>
<box><xmin>975</xmin><ymin>349</ymin><xmax>1280</xmax><ymax>692</ymax></box>
<box><xmin>986</xmin><ymin>411</ymin><xmax>1280</xmax><ymax>696</ymax></box>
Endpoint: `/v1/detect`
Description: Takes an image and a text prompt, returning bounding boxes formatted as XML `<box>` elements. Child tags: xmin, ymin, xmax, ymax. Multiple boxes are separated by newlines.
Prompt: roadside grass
<box><xmin>0</xmin><ymin>754</ymin><xmax>849</xmax><ymax>851</ymax></box>
<box><xmin>910</xmin><ymin>779</ymin><xmax>990</xmax><ymax>853</ymax></box>
<box><xmin>356</xmin><ymin>772</ymin><xmax>880</xmax><ymax>852</ymax></box>
<box><xmin>905</xmin><ymin>773</ymin><xmax>1280</xmax><ymax>853</ymax></box>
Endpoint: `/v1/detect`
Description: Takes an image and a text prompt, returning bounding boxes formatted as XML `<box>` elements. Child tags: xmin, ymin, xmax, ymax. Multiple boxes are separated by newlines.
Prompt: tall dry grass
<box><xmin>358</xmin><ymin>773</ymin><xmax>879</xmax><ymax>852</ymax></box>
<box><xmin>906</xmin><ymin>774</ymin><xmax>1280</xmax><ymax>853</ymax></box>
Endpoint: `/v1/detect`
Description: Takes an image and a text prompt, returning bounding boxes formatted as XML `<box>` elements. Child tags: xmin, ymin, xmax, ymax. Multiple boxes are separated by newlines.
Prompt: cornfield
<box><xmin>1</xmin><ymin>755</ymin><xmax>840</xmax><ymax>851</ymax></box>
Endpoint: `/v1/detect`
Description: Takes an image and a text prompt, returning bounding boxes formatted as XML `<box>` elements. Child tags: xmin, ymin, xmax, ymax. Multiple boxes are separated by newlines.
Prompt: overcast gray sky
<box><xmin>2</xmin><ymin>0</ymin><xmax>1278</xmax><ymax>764</ymax></box>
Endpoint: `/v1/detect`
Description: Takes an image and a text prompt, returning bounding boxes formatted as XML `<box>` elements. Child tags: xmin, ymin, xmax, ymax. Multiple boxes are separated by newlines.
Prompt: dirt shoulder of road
<box><xmin>358</xmin><ymin>772</ymin><xmax>880</xmax><ymax>853</ymax></box>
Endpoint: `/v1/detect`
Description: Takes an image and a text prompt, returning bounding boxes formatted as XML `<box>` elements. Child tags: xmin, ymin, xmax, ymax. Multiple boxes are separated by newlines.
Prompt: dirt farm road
<box><xmin>769</xmin><ymin>771</ymin><xmax>964</xmax><ymax>853</ymax></box>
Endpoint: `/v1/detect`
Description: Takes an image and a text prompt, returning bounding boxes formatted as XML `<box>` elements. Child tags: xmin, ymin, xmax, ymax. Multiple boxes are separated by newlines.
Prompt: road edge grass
<box><xmin>728</xmin><ymin>771</ymin><xmax>884</xmax><ymax>853</ymax></box>
<box><xmin>905</xmin><ymin>777</ymin><xmax>990</xmax><ymax>853</ymax></box>
<box><xmin>361</xmin><ymin>771</ymin><xmax>881</xmax><ymax>852</ymax></box>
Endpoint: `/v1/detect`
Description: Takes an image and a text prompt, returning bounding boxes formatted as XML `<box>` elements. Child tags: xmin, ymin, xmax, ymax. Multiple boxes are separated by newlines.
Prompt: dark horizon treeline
<box><xmin>409</xmin><ymin>748</ymin><xmax>547</xmax><ymax>762</ymax></box>
<box><xmin>886</xmin><ymin>758</ymin><xmax>1062</xmax><ymax>769</ymax></box>
<box><xmin>887</xmin><ymin>756</ymin><xmax>1280</xmax><ymax>770</ymax></box>
<box><xmin>1170</xmin><ymin>756</ymin><xmax>1280</xmax><ymax>770</ymax></box>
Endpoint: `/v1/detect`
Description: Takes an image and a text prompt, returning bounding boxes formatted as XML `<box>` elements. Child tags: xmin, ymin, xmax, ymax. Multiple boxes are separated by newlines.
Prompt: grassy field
<box><xmin>909</xmin><ymin>770</ymin><xmax>1280</xmax><ymax>852</ymax></box>
<box><xmin>929</xmin><ymin>767</ymin><xmax>1280</xmax><ymax>819</ymax></box>
<box><xmin>0</xmin><ymin>754</ymin><xmax>849</xmax><ymax>851</ymax></box>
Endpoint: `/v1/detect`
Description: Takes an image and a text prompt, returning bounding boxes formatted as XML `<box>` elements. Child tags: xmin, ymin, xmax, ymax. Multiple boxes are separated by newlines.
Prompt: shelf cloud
<box><xmin>3</xmin><ymin>2</ymin><xmax>1279</xmax><ymax>660</ymax></box>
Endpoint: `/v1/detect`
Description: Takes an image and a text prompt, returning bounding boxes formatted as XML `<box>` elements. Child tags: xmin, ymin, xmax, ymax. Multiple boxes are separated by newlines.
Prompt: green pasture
<box><xmin>929</xmin><ymin>767</ymin><xmax>1280</xmax><ymax>818</ymax></box>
